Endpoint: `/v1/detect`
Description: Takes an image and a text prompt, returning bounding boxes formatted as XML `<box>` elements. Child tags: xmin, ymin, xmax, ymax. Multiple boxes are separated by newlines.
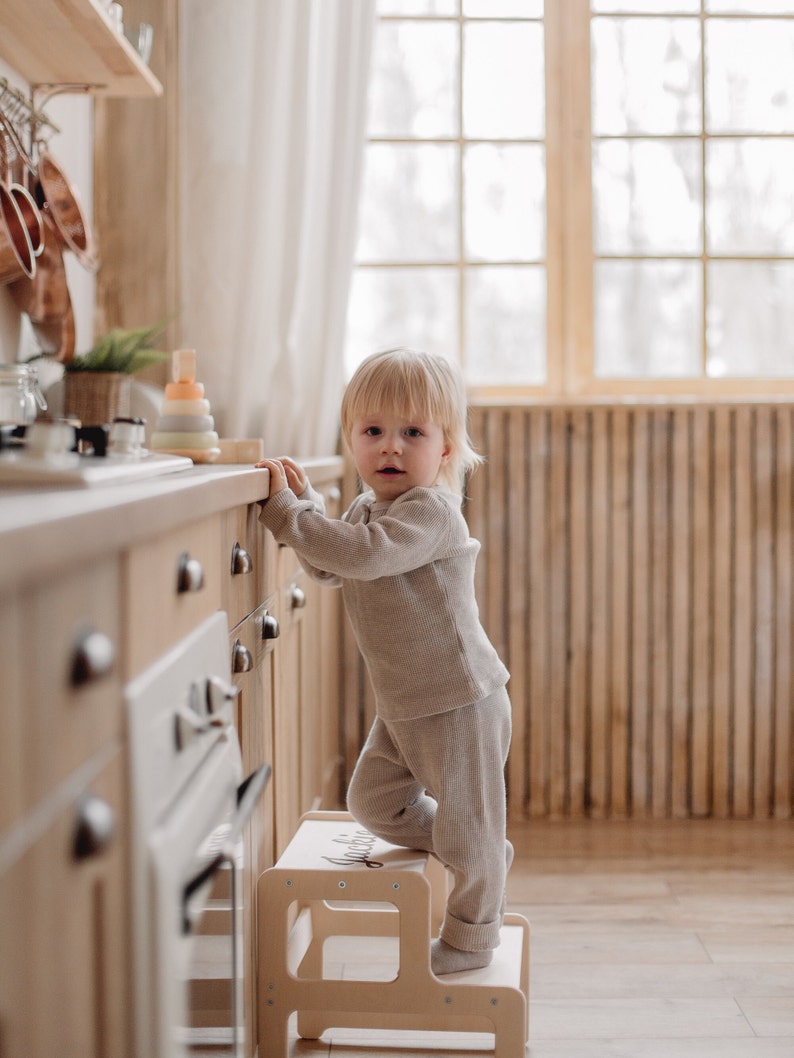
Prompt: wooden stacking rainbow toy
<box><xmin>150</xmin><ymin>348</ymin><xmax>221</xmax><ymax>463</ymax></box>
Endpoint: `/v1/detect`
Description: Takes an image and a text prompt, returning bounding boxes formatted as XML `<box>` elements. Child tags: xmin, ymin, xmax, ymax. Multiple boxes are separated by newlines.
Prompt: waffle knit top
<box><xmin>258</xmin><ymin>484</ymin><xmax>509</xmax><ymax>721</ymax></box>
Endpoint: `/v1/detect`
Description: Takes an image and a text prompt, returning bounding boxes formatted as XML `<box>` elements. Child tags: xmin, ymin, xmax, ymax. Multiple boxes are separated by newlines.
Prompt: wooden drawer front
<box><xmin>0</xmin><ymin>752</ymin><xmax>130</xmax><ymax>1058</ymax></box>
<box><xmin>0</xmin><ymin>595</ymin><xmax>23</xmax><ymax>835</ymax></box>
<box><xmin>228</xmin><ymin>603</ymin><xmax>277</xmax><ymax>1056</ymax></box>
<box><xmin>124</xmin><ymin>516</ymin><xmax>222</xmax><ymax>677</ymax></box>
<box><xmin>18</xmin><ymin>558</ymin><xmax>122</xmax><ymax>809</ymax></box>
<box><xmin>221</xmin><ymin>504</ymin><xmax>273</xmax><ymax>628</ymax></box>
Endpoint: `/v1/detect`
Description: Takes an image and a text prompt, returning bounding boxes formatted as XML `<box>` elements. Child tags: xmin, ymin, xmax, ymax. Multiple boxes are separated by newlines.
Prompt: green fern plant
<box><xmin>65</xmin><ymin>323</ymin><xmax>169</xmax><ymax>375</ymax></box>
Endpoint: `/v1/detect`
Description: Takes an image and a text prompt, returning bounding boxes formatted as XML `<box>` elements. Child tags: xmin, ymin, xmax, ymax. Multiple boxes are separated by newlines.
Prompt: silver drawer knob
<box><xmin>261</xmin><ymin>612</ymin><xmax>280</xmax><ymax>640</ymax></box>
<box><xmin>74</xmin><ymin>794</ymin><xmax>115</xmax><ymax>859</ymax></box>
<box><xmin>177</xmin><ymin>551</ymin><xmax>205</xmax><ymax>593</ymax></box>
<box><xmin>290</xmin><ymin>585</ymin><xmax>306</xmax><ymax>610</ymax></box>
<box><xmin>231</xmin><ymin>541</ymin><xmax>252</xmax><ymax>575</ymax></box>
<box><xmin>232</xmin><ymin>639</ymin><xmax>253</xmax><ymax>673</ymax></box>
<box><xmin>71</xmin><ymin>628</ymin><xmax>115</xmax><ymax>686</ymax></box>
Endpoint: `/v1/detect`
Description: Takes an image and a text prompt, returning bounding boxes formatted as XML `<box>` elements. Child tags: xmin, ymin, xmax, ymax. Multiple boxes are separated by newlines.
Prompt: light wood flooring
<box><xmin>283</xmin><ymin>819</ymin><xmax>794</xmax><ymax>1057</ymax></box>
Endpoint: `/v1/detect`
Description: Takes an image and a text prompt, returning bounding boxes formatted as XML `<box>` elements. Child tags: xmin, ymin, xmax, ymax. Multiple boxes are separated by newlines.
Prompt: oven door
<box><xmin>147</xmin><ymin>728</ymin><xmax>269</xmax><ymax>1058</ymax></box>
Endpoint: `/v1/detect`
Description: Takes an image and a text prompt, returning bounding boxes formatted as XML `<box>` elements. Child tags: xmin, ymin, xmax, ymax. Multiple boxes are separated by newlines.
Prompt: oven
<box><xmin>125</xmin><ymin>610</ymin><xmax>269</xmax><ymax>1058</ymax></box>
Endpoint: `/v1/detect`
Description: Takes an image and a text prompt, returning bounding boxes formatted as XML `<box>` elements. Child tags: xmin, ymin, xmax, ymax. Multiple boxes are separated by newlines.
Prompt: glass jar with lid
<box><xmin>0</xmin><ymin>363</ymin><xmax>48</xmax><ymax>426</ymax></box>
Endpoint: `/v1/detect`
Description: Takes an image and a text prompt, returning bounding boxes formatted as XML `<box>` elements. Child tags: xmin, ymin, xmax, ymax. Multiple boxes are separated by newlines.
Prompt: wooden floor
<box><xmin>283</xmin><ymin>820</ymin><xmax>794</xmax><ymax>1057</ymax></box>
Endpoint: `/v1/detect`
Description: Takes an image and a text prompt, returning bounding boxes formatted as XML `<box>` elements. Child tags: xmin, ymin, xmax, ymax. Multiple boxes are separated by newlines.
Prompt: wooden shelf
<box><xmin>0</xmin><ymin>0</ymin><xmax>162</xmax><ymax>98</ymax></box>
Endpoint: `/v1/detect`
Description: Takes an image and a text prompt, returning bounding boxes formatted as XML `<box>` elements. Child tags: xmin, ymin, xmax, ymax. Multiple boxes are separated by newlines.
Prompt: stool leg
<box><xmin>259</xmin><ymin>1004</ymin><xmax>290</xmax><ymax>1058</ymax></box>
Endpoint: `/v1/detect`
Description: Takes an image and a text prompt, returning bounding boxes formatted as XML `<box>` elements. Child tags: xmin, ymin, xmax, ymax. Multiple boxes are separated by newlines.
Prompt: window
<box><xmin>346</xmin><ymin>0</ymin><xmax>794</xmax><ymax>397</ymax></box>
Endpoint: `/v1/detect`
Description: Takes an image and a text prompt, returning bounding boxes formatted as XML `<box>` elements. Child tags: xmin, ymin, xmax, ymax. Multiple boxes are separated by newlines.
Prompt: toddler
<box><xmin>256</xmin><ymin>348</ymin><xmax>512</xmax><ymax>975</ymax></box>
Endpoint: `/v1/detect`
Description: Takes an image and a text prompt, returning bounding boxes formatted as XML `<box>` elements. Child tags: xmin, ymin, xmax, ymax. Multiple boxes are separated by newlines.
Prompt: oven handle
<box><xmin>182</xmin><ymin>763</ymin><xmax>271</xmax><ymax>932</ymax></box>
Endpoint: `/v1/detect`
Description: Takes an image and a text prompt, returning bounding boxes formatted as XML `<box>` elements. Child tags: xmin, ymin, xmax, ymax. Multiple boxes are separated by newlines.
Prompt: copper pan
<box><xmin>0</xmin><ymin>114</ymin><xmax>44</xmax><ymax>258</ymax></box>
<box><xmin>9</xmin><ymin>211</ymin><xmax>69</xmax><ymax>322</ymax></box>
<box><xmin>0</xmin><ymin>179</ymin><xmax>35</xmax><ymax>284</ymax></box>
<box><xmin>34</xmin><ymin>150</ymin><xmax>97</xmax><ymax>272</ymax></box>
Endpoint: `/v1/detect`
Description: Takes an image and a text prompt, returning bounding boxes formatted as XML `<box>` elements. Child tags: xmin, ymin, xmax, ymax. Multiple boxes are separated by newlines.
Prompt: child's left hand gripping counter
<box><xmin>254</xmin><ymin>455</ymin><xmax>308</xmax><ymax>501</ymax></box>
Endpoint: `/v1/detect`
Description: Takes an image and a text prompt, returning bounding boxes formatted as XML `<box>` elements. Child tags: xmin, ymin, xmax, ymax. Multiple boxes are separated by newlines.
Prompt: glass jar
<box><xmin>0</xmin><ymin>363</ymin><xmax>48</xmax><ymax>426</ymax></box>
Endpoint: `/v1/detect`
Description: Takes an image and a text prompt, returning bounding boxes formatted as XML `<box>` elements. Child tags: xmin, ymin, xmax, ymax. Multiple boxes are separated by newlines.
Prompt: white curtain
<box><xmin>179</xmin><ymin>0</ymin><xmax>375</xmax><ymax>457</ymax></box>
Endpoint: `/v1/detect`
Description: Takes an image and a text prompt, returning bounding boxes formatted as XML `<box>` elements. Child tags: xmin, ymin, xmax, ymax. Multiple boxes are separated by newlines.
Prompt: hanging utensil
<box><xmin>33</xmin><ymin>148</ymin><xmax>97</xmax><ymax>272</ymax></box>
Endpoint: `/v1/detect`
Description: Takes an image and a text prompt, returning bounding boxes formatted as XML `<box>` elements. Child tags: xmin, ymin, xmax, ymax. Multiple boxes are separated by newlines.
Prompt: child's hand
<box><xmin>254</xmin><ymin>456</ymin><xmax>308</xmax><ymax>499</ymax></box>
<box><xmin>279</xmin><ymin>456</ymin><xmax>308</xmax><ymax>496</ymax></box>
<box><xmin>255</xmin><ymin>458</ymin><xmax>289</xmax><ymax>499</ymax></box>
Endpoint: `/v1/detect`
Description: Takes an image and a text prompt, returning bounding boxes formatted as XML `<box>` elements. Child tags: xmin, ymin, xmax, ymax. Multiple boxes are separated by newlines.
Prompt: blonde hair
<box><xmin>340</xmin><ymin>348</ymin><xmax>483</xmax><ymax>494</ymax></box>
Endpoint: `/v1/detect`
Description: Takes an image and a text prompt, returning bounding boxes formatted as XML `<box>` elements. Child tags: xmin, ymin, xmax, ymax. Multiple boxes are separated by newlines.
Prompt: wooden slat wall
<box><xmin>467</xmin><ymin>404</ymin><xmax>794</xmax><ymax>821</ymax></box>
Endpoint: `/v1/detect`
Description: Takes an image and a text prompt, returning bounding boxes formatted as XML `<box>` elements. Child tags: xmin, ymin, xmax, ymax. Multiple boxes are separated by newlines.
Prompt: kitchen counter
<box><xmin>0</xmin><ymin>457</ymin><xmax>343</xmax><ymax>591</ymax></box>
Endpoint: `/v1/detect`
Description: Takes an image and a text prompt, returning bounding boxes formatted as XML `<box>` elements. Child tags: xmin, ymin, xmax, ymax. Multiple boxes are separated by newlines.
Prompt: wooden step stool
<box><xmin>258</xmin><ymin>810</ymin><xmax>530</xmax><ymax>1057</ymax></box>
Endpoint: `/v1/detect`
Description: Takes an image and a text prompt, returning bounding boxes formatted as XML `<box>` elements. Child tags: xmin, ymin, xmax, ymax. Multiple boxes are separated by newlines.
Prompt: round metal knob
<box><xmin>232</xmin><ymin>639</ymin><xmax>253</xmax><ymax>673</ymax></box>
<box><xmin>177</xmin><ymin>551</ymin><xmax>205</xmax><ymax>594</ymax></box>
<box><xmin>74</xmin><ymin>794</ymin><xmax>115</xmax><ymax>860</ymax></box>
<box><xmin>290</xmin><ymin>585</ymin><xmax>307</xmax><ymax>610</ymax></box>
<box><xmin>71</xmin><ymin>628</ymin><xmax>115</xmax><ymax>686</ymax></box>
<box><xmin>231</xmin><ymin>541</ymin><xmax>252</xmax><ymax>575</ymax></box>
<box><xmin>261</xmin><ymin>612</ymin><xmax>280</xmax><ymax>640</ymax></box>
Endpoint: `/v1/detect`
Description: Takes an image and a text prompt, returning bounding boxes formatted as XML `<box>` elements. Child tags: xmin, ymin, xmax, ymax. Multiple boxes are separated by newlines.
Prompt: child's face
<box><xmin>349</xmin><ymin>409</ymin><xmax>451</xmax><ymax>503</ymax></box>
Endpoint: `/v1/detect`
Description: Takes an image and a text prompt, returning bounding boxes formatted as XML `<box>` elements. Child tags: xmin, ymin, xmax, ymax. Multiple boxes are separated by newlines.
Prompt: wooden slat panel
<box><xmin>712</xmin><ymin>406</ymin><xmax>733</xmax><ymax>817</ymax></box>
<box><xmin>548</xmin><ymin>408</ymin><xmax>570</xmax><ymax>817</ymax></box>
<box><xmin>671</xmin><ymin>408</ymin><xmax>692</xmax><ymax>818</ymax></box>
<box><xmin>774</xmin><ymin>409</ymin><xmax>793</xmax><ymax>818</ymax></box>
<box><xmin>568</xmin><ymin>409</ymin><xmax>589</xmax><ymax>816</ymax></box>
<box><xmin>754</xmin><ymin>406</ymin><xmax>775</xmax><ymax>818</ymax></box>
<box><xmin>506</xmin><ymin>409</ymin><xmax>529</xmax><ymax>816</ymax></box>
<box><xmin>733</xmin><ymin>406</ymin><xmax>754</xmax><ymax>818</ymax></box>
<box><xmin>527</xmin><ymin>410</ymin><xmax>550</xmax><ymax>816</ymax></box>
<box><xmin>650</xmin><ymin>409</ymin><xmax>671</xmax><ymax>817</ymax></box>
<box><xmin>630</xmin><ymin>409</ymin><xmax>651</xmax><ymax>816</ymax></box>
<box><xmin>610</xmin><ymin>407</ymin><xmax>631</xmax><ymax>817</ymax></box>
<box><xmin>589</xmin><ymin>408</ymin><xmax>609</xmax><ymax>817</ymax></box>
<box><xmin>690</xmin><ymin>407</ymin><xmax>713</xmax><ymax>817</ymax></box>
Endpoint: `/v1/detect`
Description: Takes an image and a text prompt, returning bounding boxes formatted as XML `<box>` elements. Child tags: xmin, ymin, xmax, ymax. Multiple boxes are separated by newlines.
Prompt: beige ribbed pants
<box><xmin>346</xmin><ymin>687</ymin><xmax>512</xmax><ymax>952</ymax></box>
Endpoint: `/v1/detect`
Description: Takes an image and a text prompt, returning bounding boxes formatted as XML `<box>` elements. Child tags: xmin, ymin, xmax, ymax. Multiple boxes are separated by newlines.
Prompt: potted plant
<box><xmin>63</xmin><ymin>323</ymin><xmax>169</xmax><ymax>426</ymax></box>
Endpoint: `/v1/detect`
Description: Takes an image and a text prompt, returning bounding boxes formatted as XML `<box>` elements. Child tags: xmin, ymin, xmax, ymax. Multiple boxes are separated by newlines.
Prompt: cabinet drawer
<box><xmin>220</xmin><ymin>503</ymin><xmax>273</xmax><ymax>627</ymax></box>
<box><xmin>123</xmin><ymin>516</ymin><xmax>222</xmax><ymax>677</ymax></box>
<box><xmin>0</xmin><ymin>752</ymin><xmax>130</xmax><ymax>1058</ymax></box>
<box><xmin>18</xmin><ymin>557</ymin><xmax>122</xmax><ymax>809</ymax></box>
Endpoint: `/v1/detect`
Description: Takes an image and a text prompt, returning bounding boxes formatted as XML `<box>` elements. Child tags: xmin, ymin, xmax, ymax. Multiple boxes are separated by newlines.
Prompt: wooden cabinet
<box><xmin>0</xmin><ymin>459</ymin><xmax>343</xmax><ymax>1058</ymax></box>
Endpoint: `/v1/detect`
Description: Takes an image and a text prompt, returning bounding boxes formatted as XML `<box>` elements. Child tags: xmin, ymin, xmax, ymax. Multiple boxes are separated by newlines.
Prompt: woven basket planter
<box><xmin>64</xmin><ymin>371</ymin><xmax>131</xmax><ymax>426</ymax></box>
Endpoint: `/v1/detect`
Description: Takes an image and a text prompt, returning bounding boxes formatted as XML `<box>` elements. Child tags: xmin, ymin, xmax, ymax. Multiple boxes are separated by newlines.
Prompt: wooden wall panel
<box><xmin>466</xmin><ymin>403</ymin><xmax>794</xmax><ymax>821</ymax></box>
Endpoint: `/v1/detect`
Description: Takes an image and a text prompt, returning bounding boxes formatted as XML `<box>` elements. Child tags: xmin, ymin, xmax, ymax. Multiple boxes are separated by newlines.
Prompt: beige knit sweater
<box><xmin>258</xmin><ymin>484</ymin><xmax>509</xmax><ymax>721</ymax></box>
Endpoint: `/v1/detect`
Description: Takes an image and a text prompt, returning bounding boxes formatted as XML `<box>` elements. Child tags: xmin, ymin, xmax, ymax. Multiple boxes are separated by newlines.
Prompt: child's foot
<box><xmin>431</xmin><ymin>938</ymin><xmax>494</xmax><ymax>975</ymax></box>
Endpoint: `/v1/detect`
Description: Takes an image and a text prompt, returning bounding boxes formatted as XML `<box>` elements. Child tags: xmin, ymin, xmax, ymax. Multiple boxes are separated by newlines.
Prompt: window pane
<box><xmin>463</xmin><ymin>22</ymin><xmax>544</xmax><ymax>138</ymax></box>
<box><xmin>707</xmin><ymin>262</ymin><xmax>794</xmax><ymax>377</ymax></box>
<box><xmin>706</xmin><ymin>0</ymin><xmax>794</xmax><ymax>12</ymax></box>
<box><xmin>464</xmin><ymin>0</ymin><xmax>543</xmax><ymax>15</ymax></box>
<box><xmin>707</xmin><ymin>139</ymin><xmax>794</xmax><ymax>255</ymax></box>
<box><xmin>367</xmin><ymin>21</ymin><xmax>458</xmax><ymax>138</ymax></box>
<box><xmin>594</xmin><ymin>260</ymin><xmax>702</xmax><ymax>377</ymax></box>
<box><xmin>465</xmin><ymin>266</ymin><xmax>546</xmax><ymax>384</ymax></box>
<box><xmin>706</xmin><ymin>20</ymin><xmax>794</xmax><ymax>133</ymax></box>
<box><xmin>356</xmin><ymin>144</ymin><xmax>459</xmax><ymax>262</ymax></box>
<box><xmin>593</xmin><ymin>139</ymin><xmax>701</xmax><ymax>255</ymax></box>
<box><xmin>591</xmin><ymin>17</ymin><xmax>701</xmax><ymax>134</ymax></box>
<box><xmin>345</xmin><ymin>267</ymin><xmax>459</xmax><ymax>377</ymax></box>
<box><xmin>378</xmin><ymin>0</ymin><xmax>458</xmax><ymax>14</ymax></box>
<box><xmin>593</xmin><ymin>1</ymin><xmax>699</xmax><ymax>11</ymax></box>
<box><xmin>464</xmin><ymin>144</ymin><xmax>546</xmax><ymax>262</ymax></box>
